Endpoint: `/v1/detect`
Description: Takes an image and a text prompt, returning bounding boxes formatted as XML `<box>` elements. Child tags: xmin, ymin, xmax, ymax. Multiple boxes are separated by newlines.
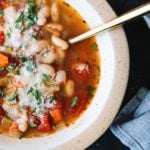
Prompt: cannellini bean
<box><xmin>65</xmin><ymin>80</ymin><xmax>75</xmax><ymax>97</ymax></box>
<box><xmin>55</xmin><ymin>70</ymin><xmax>66</xmax><ymax>83</ymax></box>
<box><xmin>0</xmin><ymin>77</ymin><xmax>8</xmax><ymax>87</ymax></box>
<box><xmin>45</xmin><ymin>23</ymin><xmax>63</xmax><ymax>32</ymax></box>
<box><xmin>16</xmin><ymin>111</ymin><xmax>28</xmax><ymax>132</ymax></box>
<box><xmin>38</xmin><ymin>6</ymin><xmax>50</xmax><ymax>18</ymax></box>
<box><xmin>2</xmin><ymin>104</ymin><xmax>19</xmax><ymax>120</ymax></box>
<box><xmin>37</xmin><ymin>17</ymin><xmax>47</xmax><ymax>26</ymax></box>
<box><xmin>55</xmin><ymin>47</ymin><xmax>66</xmax><ymax>64</ymax></box>
<box><xmin>26</xmin><ymin>40</ymin><xmax>49</xmax><ymax>56</ymax></box>
<box><xmin>37</xmin><ymin>64</ymin><xmax>55</xmax><ymax>77</ymax></box>
<box><xmin>4</xmin><ymin>6</ymin><xmax>17</xmax><ymax>24</ymax></box>
<box><xmin>51</xmin><ymin>35</ymin><xmax>69</xmax><ymax>50</ymax></box>
<box><xmin>37</xmin><ymin>6</ymin><xmax>50</xmax><ymax>26</ymax></box>
<box><xmin>51</xmin><ymin>2</ymin><xmax>60</xmax><ymax>22</ymax></box>
<box><xmin>2</xmin><ymin>103</ymin><xmax>28</xmax><ymax>132</ymax></box>
<box><xmin>39</xmin><ymin>49</ymin><xmax>56</xmax><ymax>64</ymax></box>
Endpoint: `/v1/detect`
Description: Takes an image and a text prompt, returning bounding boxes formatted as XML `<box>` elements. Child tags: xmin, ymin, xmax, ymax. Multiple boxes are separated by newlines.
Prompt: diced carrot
<box><xmin>0</xmin><ymin>53</ymin><xmax>8</xmax><ymax>67</ymax></box>
<box><xmin>0</xmin><ymin>0</ymin><xmax>12</xmax><ymax>9</ymax></box>
<box><xmin>9</xmin><ymin>121</ymin><xmax>21</xmax><ymax>138</ymax></box>
<box><xmin>50</xmin><ymin>109</ymin><xmax>63</xmax><ymax>123</ymax></box>
<box><xmin>12</xmin><ymin>78</ymin><xmax>24</xmax><ymax>88</ymax></box>
<box><xmin>9</xmin><ymin>122</ymin><xmax>18</xmax><ymax>133</ymax></box>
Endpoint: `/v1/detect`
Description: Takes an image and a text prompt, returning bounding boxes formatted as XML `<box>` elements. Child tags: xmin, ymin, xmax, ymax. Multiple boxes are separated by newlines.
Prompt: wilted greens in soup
<box><xmin>0</xmin><ymin>0</ymin><xmax>100</xmax><ymax>138</ymax></box>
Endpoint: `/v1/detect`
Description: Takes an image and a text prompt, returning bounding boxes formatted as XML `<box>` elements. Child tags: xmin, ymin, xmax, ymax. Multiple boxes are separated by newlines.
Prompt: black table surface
<box><xmin>87</xmin><ymin>0</ymin><xmax>150</xmax><ymax>150</ymax></box>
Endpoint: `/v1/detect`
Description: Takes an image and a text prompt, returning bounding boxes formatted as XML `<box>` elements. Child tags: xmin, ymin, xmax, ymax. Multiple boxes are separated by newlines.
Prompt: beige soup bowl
<box><xmin>0</xmin><ymin>0</ymin><xmax>129</xmax><ymax>149</ymax></box>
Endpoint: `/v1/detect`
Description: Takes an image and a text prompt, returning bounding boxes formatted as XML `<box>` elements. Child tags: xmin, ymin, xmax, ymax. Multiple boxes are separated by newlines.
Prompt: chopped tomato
<box><xmin>50</xmin><ymin>109</ymin><xmax>63</xmax><ymax>123</ymax></box>
<box><xmin>0</xmin><ymin>0</ymin><xmax>12</xmax><ymax>9</ymax></box>
<box><xmin>0</xmin><ymin>106</ymin><xmax>5</xmax><ymax>122</ymax></box>
<box><xmin>0</xmin><ymin>98</ymin><xmax>3</xmax><ymax>104</ymax></box>
<box><xmin>38</xmin><ymin>114</ymin><xmax>53</xmax><ymax>132</ymax></box>
<box><xmin>0</xmin><ymin>31</ymin><xmax>5</xmax><ymax>46</ymax></box>
<box><xmin>71</xmin><ymin>62</ymin><xmax>90</xmax><ymax>80</ymax></box>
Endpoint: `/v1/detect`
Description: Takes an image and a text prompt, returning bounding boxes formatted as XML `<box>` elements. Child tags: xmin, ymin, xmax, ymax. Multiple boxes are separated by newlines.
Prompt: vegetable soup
<box><xmin>0</xmin><ymin>0</ymin><xmax>100</xmax><ymax>138</ymax></box>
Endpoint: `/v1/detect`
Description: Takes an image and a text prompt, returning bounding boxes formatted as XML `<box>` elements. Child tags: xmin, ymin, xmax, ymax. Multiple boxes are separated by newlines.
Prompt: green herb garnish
<box><xmin>7</xmin><ymin>91</ymin><xmax>17</xmax><ymax>102</ymax></box>
<box><xmin>16</xmin><ymin>12</ymin><xmax>24</xmax><ymax>23</ymax></box>
<box><xmin>87</xmin><ymin>86</ymin><xmax>96</xmax><ymax>92</ymax></box>
<box><xmin>25</xmin><ymin>60</ymin><xmax>35</xmax><ymax>73</ymax></box>
<box><xmin>15</xmin><ymin>5</ymin><xmax>38</xmax><ymax>29</ymax></box>
<box><xmin>87</xmin><ymin>86</ymin><xmax>96</xmax><ymax>99</ymax></box>
<box><xmin>29</xmin><ymin>121</ymin><xmax>37</xmax><ymax>127</ymax></box>
<box><xmin>48</xmin><ymin>96</ymin><xmax>55</xmax><ymax>103</ymax></box>
<box><xmin>0</xmin><ymin>90</ymin><xmax>4</xmax><ymax>98</ymax></box>
<box><xmin>71</xmin><ymin>96</ymin><xmax>78</xmax><ymax>108</ymax></box>
<box><xmin>0</xmin><ymin>10</ymin><xmax>4</xmax><ymax>18</ymax></box>
<box><xmin>27</xmin><ymin>87</ymin><xmax>43</xmax><ymax>105</ymax></box>
<box><xmin>43</xmin><ymin>74</ymin><xmax>51</xmax><ymax>82</ymax></box>
<box><xmin>21</xmin><ymin>57</ymin><xmax>29</xmax><ymax>62</ymax></box>
<box><xmin>90</xmin><ymin>43</ymin><xmax>98</xmax><ymax>51</ymax></box>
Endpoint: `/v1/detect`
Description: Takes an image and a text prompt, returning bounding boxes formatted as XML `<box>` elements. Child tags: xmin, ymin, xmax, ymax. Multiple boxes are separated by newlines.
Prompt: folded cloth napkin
<box><xmin>144</xmin><ymin>13</ymin><xmax>150</xmax><ymax>29</ymax></box>
<box><xmin>110</xmin><ymin>88</ymin><xmax>150</xmax><ymax>150</ymax></box>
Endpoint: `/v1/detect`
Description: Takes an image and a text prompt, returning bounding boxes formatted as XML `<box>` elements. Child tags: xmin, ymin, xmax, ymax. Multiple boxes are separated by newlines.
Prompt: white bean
<box><xmin>51</xmin><ymin>35</ymin><xmax>69</xmax><ymax>50</ymax></box>
<box><xmin>51</xmin><ymin>2</ymin><xmax>59</xmax><ymax>22</ymax></box>
<box><xmin>16</xmin><ymin>111</ymin><xmax>28</xmax><ymax>132</ymax></box>
<box><xmin>39</xmin><ymin>49</ymin><xmax>56</xmax><ymax>64</ymax></box>
<box><xmin>38</xmin><ymin>6</ymin><xmax>50</xmax><ymax>18</ymax></box>
<box><xmin>4</xmin><ymin>6</ymin><xmax>17</xmax><ymax>24</ymax></box>
<box><xmin>55</xmin><ymin>47</ymin><xmax>66</xmax><ymax>64</ymax></box>
<box><xmin>37</xmin><ymin>17</ymin><xmax>47</xmax><ymax>26</ymax></box>
<box><xmin>26</xmin><ymin>40</ymin><xmax>49</xmax><ymax>56</ymax></box>
<box><xmin>37</xmin><ymin>64</ymin><xmax>55</xmax><ymax>77</ymax></box>
<box><xmin>45</xmin><ymin>23</ymin><xmax>63</xmax><ymax>32</ymax></box>
<box><xmin>2</xmin><ymin>104</ymin><xmax>28</xmax><ymax>132</ymax></box>
<box><xmin>65</xmin><ymin>80</ymin><xmax>75</xmax><ymax>97</ymax></box>
<box><xmin>55</xmin><ymin>70</ymin><xmax>66</xmax><ymax>83</ymax></box>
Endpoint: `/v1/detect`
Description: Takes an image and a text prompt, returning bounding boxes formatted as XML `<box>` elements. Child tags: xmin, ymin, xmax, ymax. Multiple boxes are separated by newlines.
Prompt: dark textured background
<box><xmin>87</xmin><ymin>0</ymin><xmax>150</xmax><ymax>149</ymax></box>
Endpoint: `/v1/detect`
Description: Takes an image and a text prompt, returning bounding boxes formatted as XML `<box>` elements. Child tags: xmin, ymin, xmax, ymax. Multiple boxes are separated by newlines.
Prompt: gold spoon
<box><xmin>69</xmin><ymin>2</ymin><xmax>150</xmax><ymax>44</ymax></box>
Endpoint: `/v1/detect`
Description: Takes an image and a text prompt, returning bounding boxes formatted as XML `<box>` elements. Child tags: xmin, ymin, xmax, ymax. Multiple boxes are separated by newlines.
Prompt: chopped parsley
<box><xmin>29</xmin><ymin>121</ymin><xmax>37</xmax><ymax>127</ymax></box>
<box><xmin>87</xmin><ymin>86</ymin><xmax>96</xmax><ymax>99</ymax></box>
<box><xmin>21</xmin><ymin>57</ymin><xmax>29</xmax><ymax>62</ymax></box>
<box><xmin>25</xmin><ymin>60</ymin><xmax>36</xmax><ymax>73</ymax></box>
<box><xmin>87</xmin><ymin>86</ymin><xmax>96</xmax><ymax>92</ymax></box>
<box><xmin>43</xmin><ymin>74</ymin><xmax>51</xmax><ymax>82</ymax></box>
<box><xmin>27</xmin><ymin>87</ymin><xmax>43</xmax><ymax>105</ymax></box>
<box><xmin>15</xmin><ymin>5</ymin><xmax>38</xmax><ymax>30</ymax></box>
<box><xmin>48</xmin><ymin>96</ymin><xmax>55</xmax><ymax>103</ymax></box>
<box><xmin>90</xmin><ymin>43</ymin><xmax>98</xmax><ymax>51</ymax></box>
<box><xmin>26</xmin><ymin>65</ymin><xmax>33</xmax><ymax>72</ymax></box>
<box><xmin>0</xmin><ymin>90</ymin><xmax>4</xmax><ymax>98</ymax></box>
<box><xmin>71</xmin><ymin>96</ymin><xmax>78</xmax><ymax>108</ymax></box>
<box><xmin>7</xmin><ymin>91</ymin><xmax>18</xmax><ymax>102</ymax></box>
<box><xmin>0</xmin><ymin>10</ymin><xmax>4</xmax><ymax>18</ymax></box>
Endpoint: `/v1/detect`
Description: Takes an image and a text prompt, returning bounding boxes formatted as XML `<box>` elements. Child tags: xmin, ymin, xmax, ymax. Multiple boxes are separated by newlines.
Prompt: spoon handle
<box><xmin>69</xmin><ymin>2</ymin><xmax>150</xmax><ymax>44</ymax></box>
